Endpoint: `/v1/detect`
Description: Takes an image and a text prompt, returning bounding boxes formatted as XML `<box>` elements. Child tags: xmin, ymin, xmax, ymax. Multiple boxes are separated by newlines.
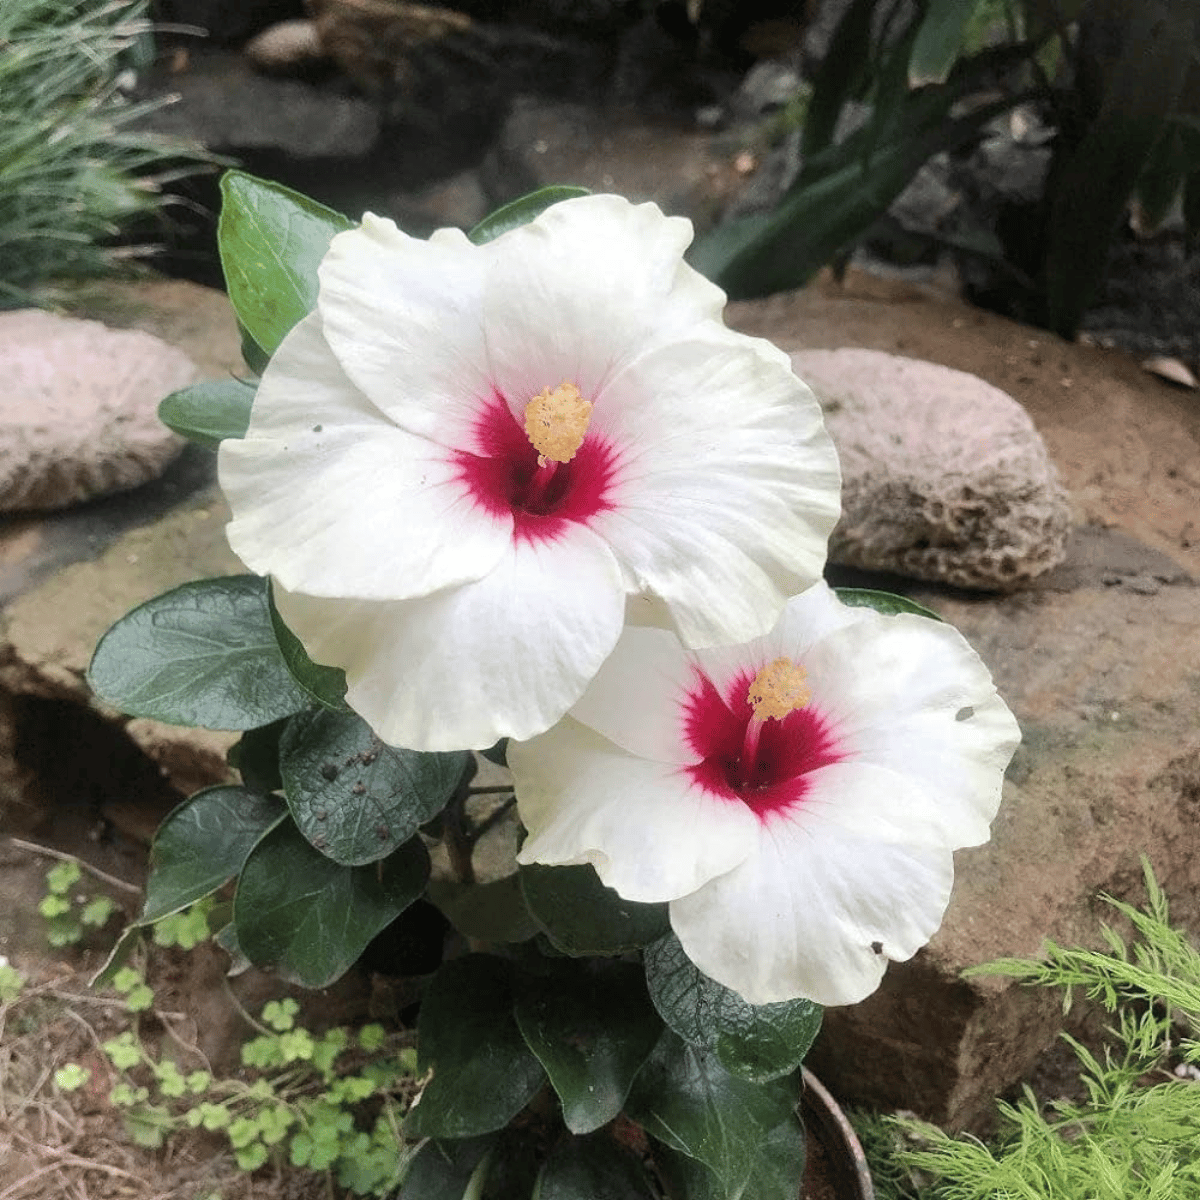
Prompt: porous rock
<box><xmin>0</xmin><ymin>310</ymin><xmax>195</xmax><ymax>513</ymax></box>
<box><xmin>789</xmin><ymin>347</ymin><xmax>1071</xmax><ymax>589</ymax></box>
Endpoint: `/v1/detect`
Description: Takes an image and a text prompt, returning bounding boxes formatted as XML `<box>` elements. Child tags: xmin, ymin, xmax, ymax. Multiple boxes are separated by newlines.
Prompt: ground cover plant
<box><xmin>854</xmin><ymin>860</ymin><xmax>1200</xmax><ymax>1199</ymax></box>
<box><xmin>0</xmin><ymin>0</ymin><xmax>203</xmax><ymax>302</ymax></box>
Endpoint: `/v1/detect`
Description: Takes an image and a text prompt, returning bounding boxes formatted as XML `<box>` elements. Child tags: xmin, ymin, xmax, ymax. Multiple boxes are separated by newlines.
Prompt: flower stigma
<box><xmin>524</xmin><ymin>381</ymin><xmax>593</xmax><ymax>467</ymax></box>
<box><xmin>742</xmin><ymin>657</ymin><xmax>811</xmax><ymax>778</ymax></box>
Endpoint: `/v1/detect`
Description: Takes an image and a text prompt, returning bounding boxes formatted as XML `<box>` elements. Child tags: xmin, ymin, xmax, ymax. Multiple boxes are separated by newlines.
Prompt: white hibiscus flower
<box><xmin>218</xmin><ymin>195</ymin><xmax>840</xmax><ymax>750</ymax></box>
<box><xmin>512</xmin><ymin>582</ymin><xmax>1020</xmax><ymax>1006</ymax></box>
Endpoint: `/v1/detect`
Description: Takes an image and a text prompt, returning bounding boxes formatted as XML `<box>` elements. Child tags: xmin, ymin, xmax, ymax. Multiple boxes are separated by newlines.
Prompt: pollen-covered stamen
<box><xmin>742</xmin><ymin>658</ymin><xmax>811</xmax><ymax>780</ymax></box>
<box><xmin>524</xmin><ymin>381</ymin><xmax>593</xmax><ymax>467</ymax></box>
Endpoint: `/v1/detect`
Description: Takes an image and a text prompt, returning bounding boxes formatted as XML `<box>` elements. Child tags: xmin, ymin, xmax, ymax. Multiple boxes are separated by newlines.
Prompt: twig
<box><xmin>220</xmin><ymin>973</ymin><xmax>272</xmax><ymax>1037</ymax></box>
<box><xmin>6</xmin><ymin>838</ymin><xmax>142</xmax><ymax>898</ymax></box>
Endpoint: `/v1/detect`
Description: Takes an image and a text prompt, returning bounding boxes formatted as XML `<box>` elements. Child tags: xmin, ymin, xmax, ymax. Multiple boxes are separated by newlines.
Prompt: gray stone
<box><xmin>0</xmin><ymin>310</ymin><xmax>195</xmax><ymax>513</ymax></box>
<box><xmin>789</xmin><ymin>347</ymin><xmax>1071</xmax><ymax>589</ymax></box>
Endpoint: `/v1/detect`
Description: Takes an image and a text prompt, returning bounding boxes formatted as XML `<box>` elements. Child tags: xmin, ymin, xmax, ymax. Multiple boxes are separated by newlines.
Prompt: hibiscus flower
<box><xmin>512</xmin><ymin>582</ymin><xmax>1020</xmax><ymax>1006</ymax></box>
<box><xmin>218</xmin><ymin>195</ymin><xmax>840</xmax><ymax>750</ymax></box>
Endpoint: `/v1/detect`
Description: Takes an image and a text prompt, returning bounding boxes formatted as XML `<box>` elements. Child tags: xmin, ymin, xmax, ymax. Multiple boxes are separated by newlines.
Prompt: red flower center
<box><xmin>454</xmin><ymin>392</ymin><xmax>617</xmax><ymax>543</ymax></box>
<box><xmin>683</xmin><ymin>667</ymin><xmax>843</xmax><ymax>818</ymax></box>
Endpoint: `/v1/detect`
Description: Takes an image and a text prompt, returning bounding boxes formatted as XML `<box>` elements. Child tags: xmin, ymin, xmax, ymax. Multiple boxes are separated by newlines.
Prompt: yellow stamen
<box><xmin>747</xmin><ymin>657</ymin><xmax>811</xmax><ymax>722</ymax></box>
<box><xmin>523</xmin><ymin>381</ymin><xmax>592</xmax><ymax>465</ymax></box>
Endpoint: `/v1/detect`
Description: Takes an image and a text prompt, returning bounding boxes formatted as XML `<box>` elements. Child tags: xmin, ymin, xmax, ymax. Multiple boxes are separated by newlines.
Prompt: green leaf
<box><xmin>218</xmin><ymin>170</ymin><xmax>353</xmax><ymax>356</ymax></box>
<box><xmin>158</xmin><ymin>377</ymin><xmax>256</xmax><ymax>450</ymax></box>
<box><xmin>279</xmin><ymin>709</ymin><xmax>469</xmax><ymax>865</ymax></box>
<box><xmin>238</xmin><ymin>320</ymin><xmax>271</xmax><ymax>375</ymax></box>
<box><xmin>428</xmin><ymin>872</ymin><xmax>540</xmax><ymax>944</ymax></box>
<box><xmin>643</xmin><ymin>934</ymin><xmax>822</xmax><ymax>1083</ymax></box>
<box><xmin>467</xmin><ymin>186</ymin><xmax>590</xmax><ymax>245</ymax></box>
<box><xmin>514</xmin><ymin>960</ymin><xmax>662</xmax><ymax>1134</ymax></box>
<box><xmin>399</xmin><ymin>1137</ymin><xmax>495</xmax><ymax>1200</ymax></box>
<box><xmin>625</xmin><ymin>1030</ymin><xmax>799</xmax><ymax>1200</ymax></box>
<box><xmin>228</xmin><ymin>719</ymin><xmax>288</xmax><ymax>795</ymax></box>
<box><xmin>538</xmin><ymin>1133</ymin><xmax>657</xmax><ymax>1200</ymax></box>
<box><xmin>405</xmin><ymin>955</ymin><xmax>546</xmax><ymax>1139</ymax></box>
<box><xmin>520</xmin><ymin>863</ymin><xmax>670</xmax><ymax>957</ymax></box>
<box><xmin>234</xmin><ymin>821</ymin><xmax>429</xmax><ymax>987</ymax></box>
<box><xmin>88</xmin><ymin>576</ymin><xmax>312</xmax><ymax>730</ymax></box>
<box><xmin>908</xmin><ymin>0</ymin><xmax>977</xmax><ymax>86</ymax></box>
<box><xmin>833</xmin><ymin>587</ymin><xmax>942</xmax><ymax>621</ymax></box>
<box><xmin>268</xmin><ymin>583</ymin><xmax>349</xmax><ymax>712</ymax></box>
<box><xmin>801</xmin><ymin>0</ymin><xmax>878</xmax><ymax>157</ymax></box>
<box><xmin>139</xmin><ymin>786</ymin><xmax>285</xmax><ymax>924</ymax></box>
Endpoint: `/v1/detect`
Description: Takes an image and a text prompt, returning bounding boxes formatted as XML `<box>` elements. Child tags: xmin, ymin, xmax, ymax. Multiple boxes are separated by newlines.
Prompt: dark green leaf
<box><xmin>514</xmin><ymin>960</ymin><xmax>662</xmax><ymax>1134</ymax></box>
<box><xmin>238</xmin><ymin>320</ymin><xmax>270</xmax><ymax>375</ymax></box>
<box><xmin>405</xmin><ymin>955</ymin><xmax>546</xmax><ymax>1139</ymax></box>
<box><xmin>218</xmin><ymin>170</ymin><xmax>353</xmax><ymax>356</ymax></box>
<box><xmin>279</xmin><ymin>709</ymin><xmax>468</xmax><ymax>865</ymax></box>
<box><xmin>468</xmin><ymin>186</ymin><xmax>590</xmax><ymax>245</ymax></box>
<box><xmin>268</xmin><ymin>583</ymin><xmax>349</xmax><ymax>712</ymax></box>
<box><xmin>520</xmin><ymin>863</ymin><xmax>670</xmax><ymax>956</ymax></box>
<box><xmin>399</xmin><ymin>1137</ymin><xmax>495</xmax><ymax>1200</ymax></box>
<box><xmin>227</xmin><ymin>718</ymin><xmax>288</xmax><ymax>795</ymax></box>
<box><xmin>157</xmin><ymin>377</ymin><xmax>256</xmax><ymax>450</ymax></box>
<box><xmin>88</xmin><ymin>576</ymin><xmax>311</xmax><ymax>730</ymax></box>
<box><xmin>626</xmin><ymin>1030</ymin><xmax>800</xmax><ymax>1200</ymax></box>
<box><xmin>480</xmin><ymin>738</ymin><xmax>508</xmax><ymax>766</ymax></box>
<box><xmin>908</xmin><ymin>0</ymin><xmax>976</xmax><ymax>86</ymax></box>
<box><xmin>802</xmin><ymin>0</ymin><xmax>879</xmax><ymax>157</ymax></box>
<box><xmin>654</xmin><ymin>1109</ymin><xmax>806</xmax><ymax>1200</ymax></box>
<box><xmin>644</xmin><ymin>934</ymin><xmax>822</xmax><ymax>1083</ymax></box>
<box><xmin>833</xmin><ymin>587</ymin><xmax>942</xmax><ymax>621</ymax></box>
<box><xmin>539</xmin><ymin>1133</ymin><xmax>656</xmax><ymax>1200</ymax></box>
<box><xmin>140</xmin><ymin>786</ymin><xmax>285</xmax><ymax>924</ymax></box>
<box><xmin>234</xmin><ymin>822</ymin><xmax>429</xmax><ymax>987</ymax></box>
<box><xmin>428</xmin><ymin>873</ymin><xmax>540</xmax><ymax>944</ymax></box>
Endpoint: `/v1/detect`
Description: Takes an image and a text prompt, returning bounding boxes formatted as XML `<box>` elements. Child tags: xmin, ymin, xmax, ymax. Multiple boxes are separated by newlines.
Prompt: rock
<box><xmin>0</xmin><ymin>310</ymin><xmax>195</xmax><ymax>513</ymax></box>
<box><xmin>730</xmin><ymin>271</ymin><xmax>1200</xmax><ymax>1130</ymax></box>
<box><xmin>789</xmin><ymin>347</ymin><xmax>1071</xmax><ymax>589</ymax></box>
<box><xmin>244</xmin><ymin>18</ymin><xmax>328</xmax><ymax>74</ymax></box>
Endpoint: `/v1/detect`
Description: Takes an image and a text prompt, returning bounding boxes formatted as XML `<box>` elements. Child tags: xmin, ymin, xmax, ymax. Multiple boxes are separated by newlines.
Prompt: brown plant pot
<box><xmin>800</xmin><ymin>1067</ymin><xmax>875</xmax><ymax>1200</ymax></box>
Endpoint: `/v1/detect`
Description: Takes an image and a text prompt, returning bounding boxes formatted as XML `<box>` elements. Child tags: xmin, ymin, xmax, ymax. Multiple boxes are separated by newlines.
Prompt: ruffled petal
<box><xmin>669</xmin><ymin>802</ymin><xmax>957</xmax><ymax>1006</ymax></box>
<box><xmin>274</xmin><ymin>526</ymin><xmax>626</xmax><ymax>750</ymax></box>
<box><xmin>593</xmin><ymin>334</ymin><xmax>841</xmax><ymax>647</ymax></box>
<box><xmin>220</xmin><ymin>313</ymin><xmax>511</xmax><ymax>600</ymax></box>
<box><xmin>317</xmin><ymin>217</ymin><xmax>498</xmax><ymax>448</ymax></box>
<box><xmin>481</xmin><ymin>195</ymin><xmax>726</xmax><ymax>411</ymax></box>
<box><xmin>512</xmin><ymin>718</ymin><xmax>758</xmax><ymax>903</ymax></box>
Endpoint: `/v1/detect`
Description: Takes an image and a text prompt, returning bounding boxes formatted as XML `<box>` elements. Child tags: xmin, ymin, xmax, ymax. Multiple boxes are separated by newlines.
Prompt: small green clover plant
<box><xmin>38</xmin><ymin>861</ymin><xmax>118</xmax><ymax>948</ymax></box>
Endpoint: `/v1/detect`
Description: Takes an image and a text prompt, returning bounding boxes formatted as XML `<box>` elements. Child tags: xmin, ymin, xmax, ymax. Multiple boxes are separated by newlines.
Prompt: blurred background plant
<box><xmin>0</xmin><ymin>0</ymin><xmax>209</xmax><ymax>305</ymax></box>
<box><xmin>693</xmin><ymin>0</ymin><xmax>1200</xmax><ymax>340</ymax></box>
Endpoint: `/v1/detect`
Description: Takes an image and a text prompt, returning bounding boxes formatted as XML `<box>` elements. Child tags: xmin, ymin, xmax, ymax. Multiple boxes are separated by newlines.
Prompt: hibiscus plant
<box><xmin>88</xmin><ymin>170</ymin><xmax>1021</xmax><ymax>1200</ymax></box>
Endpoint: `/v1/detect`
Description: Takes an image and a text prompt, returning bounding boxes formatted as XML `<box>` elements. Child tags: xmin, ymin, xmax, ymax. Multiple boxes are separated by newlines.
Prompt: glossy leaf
<box><xmin>399</xmin><ymin>1137</ymin><xmax>495</xmax><ymax>1200</ymax></box>
<box><xmin>234</xmin><ymin>821</ymin><xmax>429</xmax><ymax>987</ymax></box>
<box><xmin>140</xmin><ymin>786</ymin><xmax>285</xmax><ymax>924</ymax></box>
<box><xmin>88</xmin><ymin>576</ymin><xmax>311</xmax><ymax>730</ymax></box>
<box><xmin>405</xmin><ymin>955</ymin><xmax>546</xmax><ymax>1139</ymax></box>
<box><xmin>625</xmin><ymin>1030</ymin><xmax>799</xmax><ymax>1200</ymax></box>
<box><xmin>520</xmin><ymin>863</ymin><xmax>670</xmax><ymax>956</ymax></box>
<box><xmin>908</xmin><ymin>0</ymin><xmax>976</xmax><ymax>86</ymax></box>
<box><xmin>468</xmin><ymin>186</ymin><xmax>590</xmax><ymax>245</ymax></box>
<box><xmin>428</xmin><ymin>873</ymin><xmax>540</xmax><ymax>944</ymax></box>
<box><xmin>514</xmin><ymin>960</ymin><xmax>662</xmax><ymax>1133</ymax></box>
<box><xmin>538</xmin><ymin>1134</ymin><xmax>656</xmax><ymax>1200</ymax></box>
<box><xmin>279</xmin><ymin>709</ymin><xmax>468</xmax><ymax>865</ymax></box>
<box><xmin>227</xmin><ymin>719</ymin><xmax>288</xmax><ymax>796</ymax></box>
<box><xmin>644</xmin><ymin>934</ymin><xmax>822</xmax><ymax>1083</ymax></box>
<box><xmin>268</xmin><ymin>583</ymin><xmax>349</xmax><ymax>712</ymax></box>
<box><xmin>834</xmin><ymin>587</ymin><xmax>942</xmax><ymax>621</ymax></box>
<box><xmin>157</xmin><ymin>377</ymin><xmax>255</xmax><ymax>450</ymax></box>
<box><xmin>238</xmin><ymin>319</ymin><xmax>270</xmax><ymax>375</ymax></box>
<box><xmin>218</xmin><ymin>170</ymin><xmax>353</xmax><ymax>356</ymax></box>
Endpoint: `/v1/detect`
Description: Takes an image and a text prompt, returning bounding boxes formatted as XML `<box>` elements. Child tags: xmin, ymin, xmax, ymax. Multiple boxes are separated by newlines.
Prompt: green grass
<box><xmin>0</xmin><ymin>0</ymin><xmax>206</xmax><ymax>301</ymax></box>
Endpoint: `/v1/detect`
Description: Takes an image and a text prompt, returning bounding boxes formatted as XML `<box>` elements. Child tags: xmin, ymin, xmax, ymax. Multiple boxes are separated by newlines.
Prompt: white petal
<box><xmin>593</xmin><ymin>334</ymin><xmax>841</xmax><ymax>647</ymax></box>
<box><xmin>317</xmin><ymin>216</ymin><xmax>497</xmax><ymax>448</ymax></box>
<box><xmin>512</xmin><ymin>718</ymin><xmax>758</xmax><ymax>903</ymax></box>
<box><xmin>482</xmin><ymin>195</ymin><xmax>726</xmax><ymax>408</ymax></box>
<box><xmin>568</xmin><ymin>625</ymin><xmax>698</xmax><ymax>766</ymax></box>
<box><xmin>274</xmin><ymin>527</ymin><xmax>626</xmax><ymax>750</ymax></box>
<box><xmin>220</xmin><ymin>313</ymin><xmax>511</xmax><ymax>600</ymax></box>
<box><xmin>670</xmin><ymin>807</ymin><xmax>957</xmax><ymax>1006</ymax></box>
